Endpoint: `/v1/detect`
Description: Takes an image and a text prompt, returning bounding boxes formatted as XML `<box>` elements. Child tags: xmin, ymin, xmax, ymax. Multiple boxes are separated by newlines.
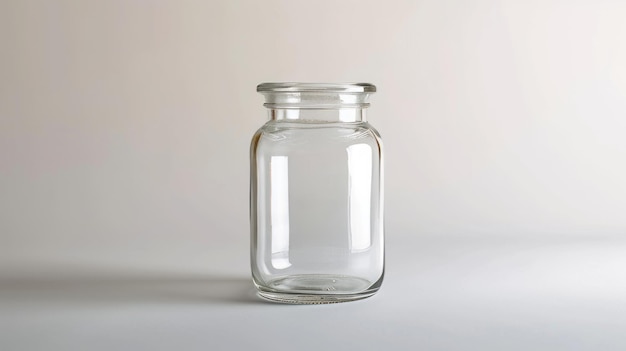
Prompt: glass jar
<box><xmin>250</xmin><ymin>83</ymin><xmax>384</xmax><ymax>304</ymax></box>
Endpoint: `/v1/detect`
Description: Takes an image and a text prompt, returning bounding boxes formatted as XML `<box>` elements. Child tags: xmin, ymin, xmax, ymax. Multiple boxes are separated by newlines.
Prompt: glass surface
<box><xmin>251</xmin><ymin>83</ymin><xmax>384</xmax><ymax>304</ymax></box>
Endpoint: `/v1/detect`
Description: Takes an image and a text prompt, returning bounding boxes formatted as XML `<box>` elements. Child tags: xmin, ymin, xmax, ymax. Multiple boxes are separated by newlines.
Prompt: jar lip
<box><xmin>257</xmin><ymin>82</ymin><xmax>376</xmax><ymax>93</ymax></box>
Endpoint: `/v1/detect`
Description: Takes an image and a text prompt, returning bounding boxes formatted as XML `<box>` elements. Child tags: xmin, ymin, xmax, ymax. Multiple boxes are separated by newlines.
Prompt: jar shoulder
<box><xmin>252</xmin><ymin>121</ymin><xmax>382</xmax><ymax>146</ymax></box>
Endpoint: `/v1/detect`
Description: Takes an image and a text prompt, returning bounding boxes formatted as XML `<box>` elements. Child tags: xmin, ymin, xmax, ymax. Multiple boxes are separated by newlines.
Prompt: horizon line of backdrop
<box><xmin>1</xmin><ymin>0</ymin><xmax>625</xmax><ymax>274</ymax></box>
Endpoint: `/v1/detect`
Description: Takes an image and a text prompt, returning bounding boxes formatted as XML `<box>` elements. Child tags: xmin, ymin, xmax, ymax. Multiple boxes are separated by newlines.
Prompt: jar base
<box><xmin>255</xmin><ymin>274</ymin><xmax>380</xmax><ymax>304</ymax></box>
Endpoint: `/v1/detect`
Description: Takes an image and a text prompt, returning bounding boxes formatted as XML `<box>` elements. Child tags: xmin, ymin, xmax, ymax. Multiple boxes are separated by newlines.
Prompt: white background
<box><xmin>1</xmin><ymin>1</ymin><xmax>626</xmax><ymax>350</ymax></box>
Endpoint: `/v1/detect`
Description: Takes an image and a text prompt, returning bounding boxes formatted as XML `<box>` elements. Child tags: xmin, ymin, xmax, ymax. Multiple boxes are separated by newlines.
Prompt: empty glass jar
<box><xmin>250</xmin><ymin>83</ymin><xmax>384</xmax><ymax>303</ymax></box>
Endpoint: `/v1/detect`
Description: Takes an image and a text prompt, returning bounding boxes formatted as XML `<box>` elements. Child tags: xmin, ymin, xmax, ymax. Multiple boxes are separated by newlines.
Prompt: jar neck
<box><xmin>268</xmin><ymin>108</ymin><xmax>366</xmax><ymax>122</ymax></box>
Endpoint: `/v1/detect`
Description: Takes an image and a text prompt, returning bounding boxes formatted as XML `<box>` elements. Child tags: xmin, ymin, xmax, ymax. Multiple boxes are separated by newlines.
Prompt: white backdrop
<box><xmin>2</xmin><ymin>0</ymin><xmax>625</xmax><ymax>274</ymax></box>
<box><xmin>1</xmin><ymin>1</ymin><xmax>626</xmax><ymax>349</ymax></box>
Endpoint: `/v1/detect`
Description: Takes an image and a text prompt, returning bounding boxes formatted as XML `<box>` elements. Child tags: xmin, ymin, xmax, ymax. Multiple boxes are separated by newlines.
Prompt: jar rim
<box><xmin>257</xmin><ymin>82</ymin><xmax>376</xmax><ymax>93</ymax></box>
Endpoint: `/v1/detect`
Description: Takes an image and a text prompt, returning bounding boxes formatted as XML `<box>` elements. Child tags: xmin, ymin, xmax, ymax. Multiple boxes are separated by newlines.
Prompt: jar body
<box><xmin>251</xmin><ymin>83</ymin><xmax>384</xmax><ymax>303</ymax></box>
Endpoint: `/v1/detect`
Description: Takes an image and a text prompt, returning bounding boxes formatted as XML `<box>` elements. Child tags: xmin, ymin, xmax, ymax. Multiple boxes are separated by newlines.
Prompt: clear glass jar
<box><xmin>250</xmin><ymin>83</ymin><xmax>384</xmax><ymax>304</ymax></box>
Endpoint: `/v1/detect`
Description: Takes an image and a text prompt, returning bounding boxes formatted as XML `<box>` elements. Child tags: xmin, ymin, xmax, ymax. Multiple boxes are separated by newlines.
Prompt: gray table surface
<box><xmin>2</xmin><ymin>235</ymin><xmax>625</xmax><ymax>351</ymax></box>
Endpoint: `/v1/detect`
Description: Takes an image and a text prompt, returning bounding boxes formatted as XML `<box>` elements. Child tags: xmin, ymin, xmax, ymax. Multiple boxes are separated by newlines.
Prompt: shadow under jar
<box><xmin>250</xmin><ymin>83</ymin><xmax>384</xmax><ymax>304</ymax></box>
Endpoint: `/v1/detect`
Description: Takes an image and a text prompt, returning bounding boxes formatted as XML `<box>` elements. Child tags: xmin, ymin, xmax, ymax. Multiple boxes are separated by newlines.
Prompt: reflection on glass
<box><xmin>347</xmin><ymin>144</ymin><xmax>372</xmax><ymax>252</ymax></box>
<box><xmin>270</xmin><ymin>156</ymin><xmax>291</xmax><ymax>269</ymax></box>
<box><xmin>339</xmin><ymin>108</ymin><xmax>357</xmax><ymax>122</ymax></box>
